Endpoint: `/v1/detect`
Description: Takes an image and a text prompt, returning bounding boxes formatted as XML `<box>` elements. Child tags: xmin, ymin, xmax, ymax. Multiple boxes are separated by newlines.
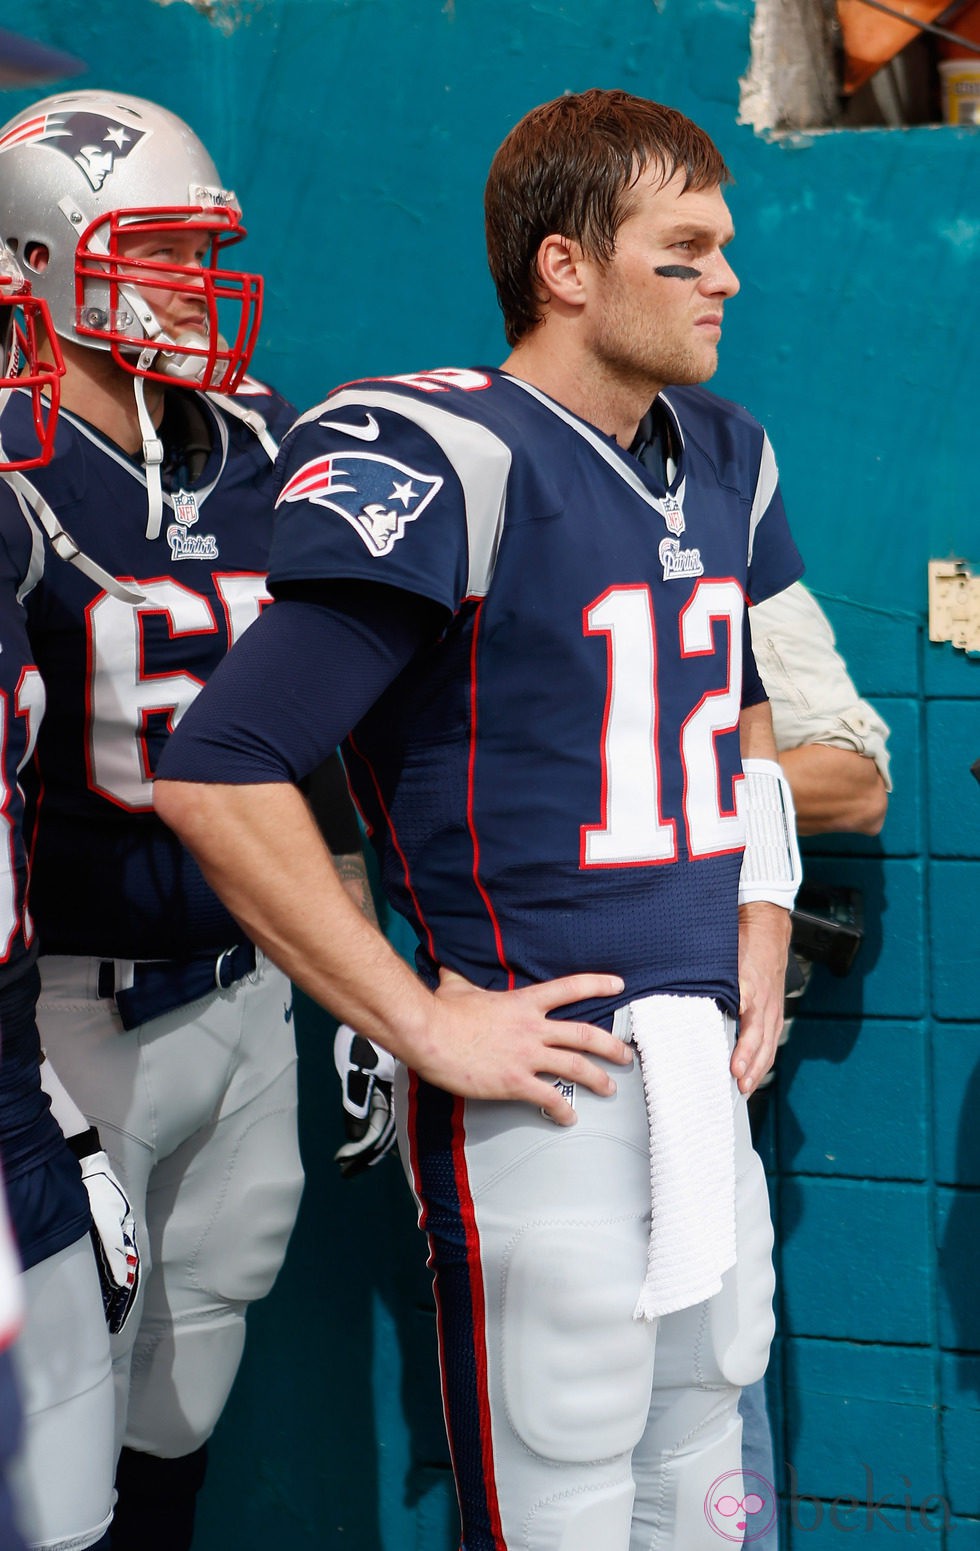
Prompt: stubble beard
<box><xmin>591</xmin><ymin>309</ymin><xmax>719</xmax><ymax>395</ymax></box>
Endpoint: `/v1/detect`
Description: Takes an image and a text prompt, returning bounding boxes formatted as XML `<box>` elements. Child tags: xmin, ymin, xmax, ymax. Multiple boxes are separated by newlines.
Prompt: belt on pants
<box><xmin>97</xmin><ymin>942</ymin><xmax>257</xmax><ymax>1031</ymax></box>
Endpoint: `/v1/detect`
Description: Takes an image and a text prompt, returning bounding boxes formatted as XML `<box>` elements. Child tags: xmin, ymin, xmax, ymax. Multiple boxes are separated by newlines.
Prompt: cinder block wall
<box><xmin>765</xmin><ymin>602</ymin><xmax>980</xmax><ymax>1546</ymax></box>
<box><xmin>3</xmin><ymin>1</ymin><xmax>977</xmax><ymax>1546</ymax></box>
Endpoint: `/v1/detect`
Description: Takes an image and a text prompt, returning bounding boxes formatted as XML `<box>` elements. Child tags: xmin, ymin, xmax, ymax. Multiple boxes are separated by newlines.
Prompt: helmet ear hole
<box><xmin>0</xmin><ymin>238</ymin><xmax>65</xmax><ymax>470</ymax></box>
<box><xmin>23</xmin><ymin>243</ymin><xmax>48</xmax><ymax>274</ymax></box>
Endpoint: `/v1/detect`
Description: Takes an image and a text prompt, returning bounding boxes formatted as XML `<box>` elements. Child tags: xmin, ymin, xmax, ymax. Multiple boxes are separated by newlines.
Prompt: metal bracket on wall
<box><xmin>928</xmin><ymin>558</ymin><xmax>980</xmax><ymax>654</ymax></box>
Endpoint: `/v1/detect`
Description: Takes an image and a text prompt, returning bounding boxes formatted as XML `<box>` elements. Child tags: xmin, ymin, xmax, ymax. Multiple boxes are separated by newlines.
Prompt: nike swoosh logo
<box><xmin>319</xmin><ymin>413</ymin><xmax>380</xmax><ymax>441</ymax></box>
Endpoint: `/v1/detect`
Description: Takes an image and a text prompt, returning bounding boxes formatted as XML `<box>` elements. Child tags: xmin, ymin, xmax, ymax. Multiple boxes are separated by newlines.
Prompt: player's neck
<box><xmin>501</xmin><ymin>335</ymin><xmax>662</xmax><ymax>450</ymax></box>
<box><xmin>48</xmin><ymin>337</ymin><xmax>165</xmax><ymax>455</ymax></box>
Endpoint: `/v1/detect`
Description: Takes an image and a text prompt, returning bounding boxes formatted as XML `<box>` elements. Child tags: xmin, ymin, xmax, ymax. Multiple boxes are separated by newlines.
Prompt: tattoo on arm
<box><xmin>333</xmin><ymin>849</ymin><xmax>379</xmax><ymax>926</ymax></box>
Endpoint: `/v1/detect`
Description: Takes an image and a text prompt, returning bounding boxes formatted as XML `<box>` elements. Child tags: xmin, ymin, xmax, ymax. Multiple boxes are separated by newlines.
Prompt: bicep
<box><xmin>155</xmin><ymin>581</ymin><xmax>445</xmax><ymax>787</ymax></box>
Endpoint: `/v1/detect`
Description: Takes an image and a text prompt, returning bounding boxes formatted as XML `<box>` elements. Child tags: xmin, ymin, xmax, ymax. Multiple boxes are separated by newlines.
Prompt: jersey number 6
<box><xmin>86</xmin><ymin>574</ymin><xmax>271</xmax><ymax>812</ymax></box>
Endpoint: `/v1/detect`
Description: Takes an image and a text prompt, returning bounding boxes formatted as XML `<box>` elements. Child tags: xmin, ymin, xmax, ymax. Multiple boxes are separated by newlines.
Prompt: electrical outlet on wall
<box><xmin>928</xmin><ymin>557</ymin><xmax>980</xmax><ymax>653</ymax></box>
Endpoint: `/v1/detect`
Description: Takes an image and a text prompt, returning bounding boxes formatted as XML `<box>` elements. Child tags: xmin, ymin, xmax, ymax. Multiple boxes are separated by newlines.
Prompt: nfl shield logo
<box><xmin>662</xmin><ymin>495</ymin><xmax>685</xmax><ymax>536</ymax></box>
<box><xmin>172</xmin><ymin>490</ymin><xmax>199</xmax><ymax>528</ymax></box>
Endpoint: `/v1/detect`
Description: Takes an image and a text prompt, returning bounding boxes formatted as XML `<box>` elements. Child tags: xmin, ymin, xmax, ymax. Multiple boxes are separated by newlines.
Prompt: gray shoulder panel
<box><xmin>747</xmin><ymin>433</ymin><xmax>779</xmax><ymax>567</ymax></box>
<box><xmin>298</xmin><ymin>387</ymin><xmax>512</xmax><ymax>598</ymax></box>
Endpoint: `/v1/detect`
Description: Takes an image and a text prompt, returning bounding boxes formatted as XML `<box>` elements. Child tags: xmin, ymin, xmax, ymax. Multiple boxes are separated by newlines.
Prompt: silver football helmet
<box><xmin>0</xmin><ymin>239</ymin><xmax>64</xmax><ymax>470</ymax></box>
<box><xmin>0</xmin><ymin>90</ymin><xmax>262</xmax><ymax>393</ymax></box>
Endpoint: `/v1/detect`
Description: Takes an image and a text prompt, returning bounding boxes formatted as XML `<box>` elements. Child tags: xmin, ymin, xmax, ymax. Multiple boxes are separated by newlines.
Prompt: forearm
<box><xmin>332</xmin><ymin>846</ymin><xmax>380</xmax><ymax>926</ymax></box>
<box><xmin>155</xmin><ymin>778</ymin><xmax>436</xmax><ymax>1065</ymax></box>
<box><xmin>734</xmin><ymin>897</ymin><xmax>791</xmax><ymax>1092</ymax></box>
<box><xmin>155</xmin><ymin>776</ymin><xmax>632</xmax><ymax>1121</ymax></box>
<box><xmin>739</xmin><ymin>697</ymin><xmax>779</xmax><ymax>763</ymax></box>
<box><xmin>777</xmin><ymin>743</ymin><xmax>887</xmax><ymax>835</ymax></box>
<box><xmin>734</xmin><ymin>698</ymin><xmax>792</xmax><ymax>1090</ymax></box>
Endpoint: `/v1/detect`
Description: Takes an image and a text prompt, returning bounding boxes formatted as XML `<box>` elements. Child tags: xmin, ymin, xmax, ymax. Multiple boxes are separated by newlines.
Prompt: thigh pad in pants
<box><xmin>503</xmin><ymin>1216</ymin><xmax>657</xmax><ymax>1463</ymax></box>
<box><xmin>647</xmin><ymin>1105</ymin><xmax>775</xmax><ymax>1396</ymax></box>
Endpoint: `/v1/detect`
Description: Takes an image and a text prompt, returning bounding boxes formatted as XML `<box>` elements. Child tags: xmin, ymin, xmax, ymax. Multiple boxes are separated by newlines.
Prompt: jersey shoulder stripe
<box><xmin>747</xmin><ymin>433</ymin><xmax>779</xmax><ymax>567</ymax></box>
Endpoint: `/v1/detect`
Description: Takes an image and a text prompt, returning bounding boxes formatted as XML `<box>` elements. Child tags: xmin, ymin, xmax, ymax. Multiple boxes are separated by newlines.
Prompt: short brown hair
<box><xmin>485</xmin><ymin>88</ymin><xmax>731</xmax><ymax>346</ymax></box>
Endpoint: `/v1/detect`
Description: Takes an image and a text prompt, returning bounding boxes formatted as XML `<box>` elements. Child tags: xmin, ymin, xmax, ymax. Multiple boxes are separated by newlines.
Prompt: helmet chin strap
<box><xmin>1</xmin><ymin>455</ymin><xmax>144</xmax><ymax>605</ymax></box>
<box><xmin>134</xmin><ymin>328</ymin><xmax>238</xmax><ymax>538</ymax></box>
<box><xmin>158</xmin><ymin>331</ymin><xmax>216</xmax><ymax>384</ymax></box>
<box><xmin>133</xmin><ymin>358</ymin><xmax>165</xmax><ymax>541</ymax></box>
<box><xmin>56</xmin><ymin>203</ymin><xmax>166</xmax><ymax>537</ymax></box>
<box><xmin>206</xmin><ymin>390</ymin><xmax>278</xmax><ymax>463</ymax></box>
<box><xmin>138</xmin><ymin>306</ymin><xmax>279</xmax><ymax>470</ymax></box>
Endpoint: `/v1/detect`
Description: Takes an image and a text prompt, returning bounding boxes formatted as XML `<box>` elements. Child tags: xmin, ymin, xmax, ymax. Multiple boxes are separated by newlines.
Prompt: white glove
<box><xmin>40</xmin><ymin>1054</ymin><xmax>141</xmax><ymax>1334</ymax></box>
<box><xmin>332</xmin><ymin>1025</ymin><xmax>397</xmax><ymax>1179</ymax></box>
<box><xmin>68</xmin><ymin>1129</ymin><xmax>141</xmax><ymax>1334</ymax></box>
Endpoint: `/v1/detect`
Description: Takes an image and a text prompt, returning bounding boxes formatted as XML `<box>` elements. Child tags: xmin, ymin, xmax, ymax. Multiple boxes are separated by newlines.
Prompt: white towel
<box><xmin>630</xmin><ymin>994</ymin><xmax>737</xmax><ymax>1322</ymax></box>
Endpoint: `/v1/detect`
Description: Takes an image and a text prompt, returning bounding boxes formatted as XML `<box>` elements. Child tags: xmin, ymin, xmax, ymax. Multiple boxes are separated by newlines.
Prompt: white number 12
<box><xmin>580</xmin><ymin>579</ymin><xmax>745</xmax><ymax>867</ymax></box>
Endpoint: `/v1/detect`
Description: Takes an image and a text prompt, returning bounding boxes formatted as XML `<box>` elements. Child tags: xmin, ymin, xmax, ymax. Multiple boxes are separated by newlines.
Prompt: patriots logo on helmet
<box><xmin>277</xmin><ymin>452</ymin><xmax>443</xmax><ymax>557</ymax></box>
<box><xmin>0</xmin><ymin>111</ymin><xmax>146</xmax><ymax>191</ymax></box>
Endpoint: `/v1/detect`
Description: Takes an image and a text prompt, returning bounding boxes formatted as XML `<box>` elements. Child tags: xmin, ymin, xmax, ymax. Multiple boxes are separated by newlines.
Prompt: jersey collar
<box><xmin>501</xmin><ymin>374</ymin><xmax>688</xmax><ymax>535</ymax></box>
<box><xmin>58</xmin><ymin>394</ymin><xmax>231</xmax><ymax>526</ymax></box>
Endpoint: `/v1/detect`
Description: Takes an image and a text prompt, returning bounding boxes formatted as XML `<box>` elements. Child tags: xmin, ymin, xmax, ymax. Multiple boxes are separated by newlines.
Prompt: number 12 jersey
<box><xmin>278</xmin><ymin>369</ymin><xmax>804</xmax><ymax>1021</ymax></box>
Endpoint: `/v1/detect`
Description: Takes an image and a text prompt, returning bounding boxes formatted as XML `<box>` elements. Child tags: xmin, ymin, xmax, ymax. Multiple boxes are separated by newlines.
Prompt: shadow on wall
<box><xmin>770</xmin><ymin>844</ymin><xmax>954</xmax><ymax>1517</ymax></box>
<box><xmin>937</xmin><ymin>743</ymin><xmax>980</xmax><ymax>1388</ymax></box>
<box><xmin>767</xmin><ymin>845</ymin><xmax>883</xmax><ymax>1500</ymax></box>
<box><xmin>939</xmin><ymin>1054</ymin><xmax>980</xmax><ymax>1389</ymax></box>
<box><xmin>775</xmin><ymin>846</ymin><xmax>886</xmax><ymax>1238</ymax></box>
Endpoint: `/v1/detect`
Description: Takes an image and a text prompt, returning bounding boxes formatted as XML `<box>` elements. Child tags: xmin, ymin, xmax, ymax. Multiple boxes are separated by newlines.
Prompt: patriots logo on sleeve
<box><xmin>0</xmin><ymin>111</ymin><xmax>147</xmax><ymax>191</ymax></box>
<box><xmin>276</xmin><ymin>452</ymin><xmax>443</xmax><ymax>557</ymax></box>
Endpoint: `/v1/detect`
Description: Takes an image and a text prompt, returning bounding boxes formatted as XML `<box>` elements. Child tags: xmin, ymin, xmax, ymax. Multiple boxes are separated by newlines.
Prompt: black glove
<box><xmin>67</xmin><ymin>1126</ymin><xmax>141</xmax><ymax>1335</ymax></box>
<box><xmin>332</xmin><ymin>1025</ymin><xmax>397</xmax><ymax>1179</ymax></box>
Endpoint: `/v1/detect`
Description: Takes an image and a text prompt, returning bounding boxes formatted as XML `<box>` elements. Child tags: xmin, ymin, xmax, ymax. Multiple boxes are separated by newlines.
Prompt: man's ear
<box><xmin>534</xmin><ymin>233</ymin><xmax>588</xmax><ymax>309</ymax></box>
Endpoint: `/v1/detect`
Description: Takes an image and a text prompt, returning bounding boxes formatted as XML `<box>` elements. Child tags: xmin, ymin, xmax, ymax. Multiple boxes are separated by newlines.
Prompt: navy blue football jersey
<box><xmin>0</xmin><ymin>533</ymin><xmax>89</xmax><ymax>1270</ymax></box>
<box><xmin>270</xmin><ymin>368</ymin><xmax>803</xmax><ymax>1022</ymax></box>
<box><xmin>0</xmin><ymin>380</ymin><xmax>296</xmax><ymax>959</ymax></box>
<box><xmin>0</xmin><ymin>556</ymin><xmax>44</xmax><ymax>990</ymax></box>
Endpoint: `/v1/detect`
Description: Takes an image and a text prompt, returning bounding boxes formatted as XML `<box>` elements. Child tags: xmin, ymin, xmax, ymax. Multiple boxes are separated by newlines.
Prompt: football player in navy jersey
<box><xmin>157</xmin><ymin>90</ymin><xmax>804</xmax><ymax>1548</ymax></box>
<box><xmin>0</xmin><ymin>90</ymin><xmax>374</xmax><ymax>1551</ymax></box>
<box><xmin>0</xmin><ymin>242</ymin><xmax>130</xmax><ymax>1551</ymax></box>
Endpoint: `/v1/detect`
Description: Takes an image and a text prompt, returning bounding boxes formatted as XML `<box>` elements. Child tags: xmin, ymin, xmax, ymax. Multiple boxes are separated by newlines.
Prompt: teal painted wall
<box><xmin>3</xmin><ymin>0</ymin><xmax>978</xmax><ymax>1545</ymax></box>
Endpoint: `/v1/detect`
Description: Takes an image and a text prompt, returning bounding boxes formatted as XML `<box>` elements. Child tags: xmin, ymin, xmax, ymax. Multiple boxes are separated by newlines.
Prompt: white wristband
<box><xmin>737</xmin><ymin>757</ymin><xmax>802</xmax><ymax>911</ymax></box>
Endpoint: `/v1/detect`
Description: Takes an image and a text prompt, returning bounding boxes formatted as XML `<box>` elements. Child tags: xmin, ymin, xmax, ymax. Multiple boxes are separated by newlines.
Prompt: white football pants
<box><xmin>9</xmin><ymin>1236</ymin><xmax>114</xmax><ymax>1550</ymax></box>
<box><xmin>397</xmin><ymin>1005</ymin><xmax>775</xmax><ymax>1551</ymax></box>
<box><xmin>36</xmin><ymin>951</ymin><xmax>304</xmax><ymax>1462</ymax></box>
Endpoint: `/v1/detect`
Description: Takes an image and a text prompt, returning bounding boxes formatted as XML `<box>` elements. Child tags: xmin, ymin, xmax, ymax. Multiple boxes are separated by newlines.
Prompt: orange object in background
<box><xmin>838</xmin><ymin>0</ymin><xmax>953</xmax><ymax>93</ymax></box>
<box><xmin>936</xmin><ymin>0</ymin><xmax>980</xmax><ymax>120</ymax></box>
<box><xmin>936</xmin><ymin>0</ymin><xmax>980</xmax><ymax>54</ymax></box>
